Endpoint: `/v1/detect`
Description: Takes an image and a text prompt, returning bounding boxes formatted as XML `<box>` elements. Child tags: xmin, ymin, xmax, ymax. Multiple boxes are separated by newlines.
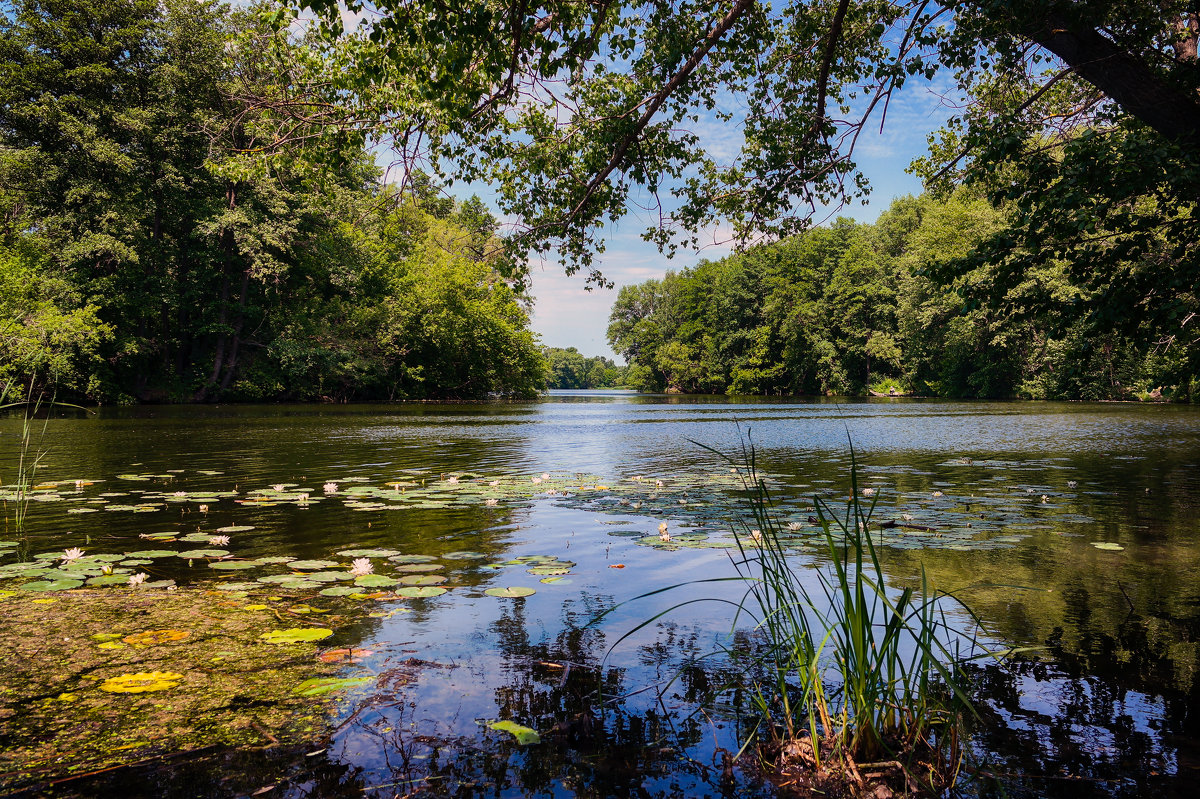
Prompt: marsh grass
<box><xmin>602</xmin><ymin>435</ymin><xmax>1004</xmax><ymax>795</ymax></box>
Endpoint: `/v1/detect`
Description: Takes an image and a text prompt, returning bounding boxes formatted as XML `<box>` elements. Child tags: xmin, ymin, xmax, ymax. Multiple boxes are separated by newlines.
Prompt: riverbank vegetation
<box><xmin>542</xmin><ymin>347</ymin><xmax>626</xmax><ymax>389</ymax></box>
<box><xmin>608</xmin><ymin>188</ymin><xmax>1197</xmax><ymax>401</ymax></box>
<box><xmin>0</xmin><ymin>0</ymin><xmax>544</xmax><ymax>404</ymax></box>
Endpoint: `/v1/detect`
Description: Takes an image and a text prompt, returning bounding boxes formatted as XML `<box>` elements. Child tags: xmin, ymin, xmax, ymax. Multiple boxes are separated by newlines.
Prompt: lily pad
<box><xmin>87</xmin><ymin>574</ymin><xmax>133</xmax><ymax>586</ymax></box>
<box><xmin>442</xmin><ymin>551</ymin><xmax>488</xmax><ymax>560</ymax></box>
<box><xmin>177</xmin><ymin>549</ymin><xmax>229</xmax><ymax>559</ymax></box>
<box><xmin>388</xmin><ymin>554</ymin><xmax>436</xmax><ymax>564</ymax></box>
<box><xmin>1091</xmin><ymin>542</ymin><xmax>1125</xmax><ymax>551</ymax></box>
<box><xmin>99</xmin><ymin>671</ymin><xmax>184</xmax><ymax>693</ymax></box>
<box><xmin>209</xmin><ymin>560</ymin><xmax>263</xmax><ymax>570</ymax></box>
<box><xmin>124</xmin><ymin>629</ymin><xmax>190</xmax><ymax>645</ymax></box>
<box><xmin>293</xmin><ymin>677</ymin><xmax>373</xmax><ymax>697</ymax></box>
<box><xmin>484</xmin><ymin>586</ymin><xmax>536</xmax><ymax>598</ymax></box>
<box><xmin>259</xmin><ymin>628</ymin><xmax>333</xmax><ymax>645</ymax></box>
<box><xmin>288</xmin><ymin>560</ymin><xmax>340</xmax><ymax>571</ymax></box>
<box><xmin>487</xmin><ymin>719</ymin><xmax>540</xmax><ymax>745</ymax></box>
<box><xmin>393</xmin><ymin>563</ymin><xmax>443</xmax><ymax>573</ymax></box>
<box><xmin>398</xmin><ymin>575</ymin><xmax>446</xmax><ymax>586</ymax></box>
<box><xmin>216</xmin><ymin>525</ymin><xmax>255</xmax><ymax>533</ymax></box>
<box><xmin>318</xmin><ymin>586</ymin><xmax>362</xmax><ymax>597</ymax></box>
<box><xmin>354</xmin><ymin>574</ymin><xmax>399</xmax><ymax>588</ymax></box>
<box><xmin>336</xmin><ymin>549</ymin><xmax>400</xmax><ymax>558</ymax></box>
<box><xmin>19</xmin><ymin>579</ymin><xmax>84</xmax><ymax>592</ymax></box>
<box><xmin>394</xmin><ymin>586</ymin><xmax>448</xmax><ymax>598</ymax></box>
<box><xmin>124</xmin><ymin>550</ymin><xmax>178</xmax><ymax>559</ymax></box>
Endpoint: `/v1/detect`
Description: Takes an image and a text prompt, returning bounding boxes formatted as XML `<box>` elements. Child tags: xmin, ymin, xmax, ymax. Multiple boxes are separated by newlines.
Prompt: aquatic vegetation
<box><xmin>260</xmin><ymin>628</ymin><xmax>334</xmax><ymax>644</ymax></box>
<box><xmin>127</xmin><ymin>573</ymin><xmax>149</xmax><ymax>587</ymax></box>
<box><xmin>349</xmin><ymin>557</ymin><xmax>374</xmax><ymax>576</ymax></box>
<box><xmin>293</xmin><ymin>676</ymin><xmax>373</xmax><ymax>696</ymax></box>
<box><xmin>61</xmin><ymin>547</ymin><xmax>84</xmax><ymax>562</ymax></box>
<box><xmin>484</xmin><ymin>586</ymin><xmax>535</xmax><ymax>598</ymax></box>
<box><xmin>99</xmin><ymin>671</ymin><xmax>185</xmax><ymax>693</ymax></box>
<box><xmin>486</xmin><ymin>719</ymin><xmax>540</xmax><ymax>745</ymax></box>
<box><xmin>123</xmin><ymin>629</ymin><xmax>190</xmax><ymax>645</ymax></box>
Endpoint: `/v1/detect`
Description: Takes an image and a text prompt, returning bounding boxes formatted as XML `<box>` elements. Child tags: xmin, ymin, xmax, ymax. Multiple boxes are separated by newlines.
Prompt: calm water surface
<box><xmin>3</xmin><ymin>392</ymin><xmax>1199</xmax><ymax>797</ymax></box>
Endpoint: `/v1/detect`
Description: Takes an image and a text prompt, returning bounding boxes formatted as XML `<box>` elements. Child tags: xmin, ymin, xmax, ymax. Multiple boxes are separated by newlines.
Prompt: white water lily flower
<box><xmin>208</xmin><ymin>535</ymin><xmax>230</xmax><ymax>546</ymax></box>
<box><xmin>323</xmin><ymin>482</ymin><xmax>338</xmax><ymax>494</ymax></box>
<box><xmin>172</xmin><ymin>491</ymin><xmax>187</xmax><ymax>497</ymax></box>
<box><xmin>62</xmin><ymin>547</ymin><xmax>85</xmax><ymax>562</ymax></box>
<box><xmin>271</xmin><ymin>484</ymin><xmax>286</xmax><ymax>492</ymax></box>
<box><xmin>102</xmin><ymin>564</ymin><xmax>114</xmax><ymax>575</ymax></box>
<box><xmin>128</xmin><ymin>572</ymin><xmax>148</xmax><ymax>588</ymax></box>
<box><xmin>198</xmin><ymin>503</ymin><xmax>209</xmax><ymax>513</ymax></box>
<box><xmin>787</xmin><ymin>522</ymin><xmax>803</xmax><ymax>531</ymax></box>
<box><xmin>447</xmin><ymin>476</ymin><xmax>459</xmax><ymax>485</ymax></box>
<box><xmin>655</xmin><ymin>480</ymin><xmax>664</xmax><ymax>487</ymax></box>
<box><xmin>750</xmin><ymin>530</ymin><xmax>763</xmax><ymax>544</ymax></box>
<box><xmin>541</xmin><ymin>473</ymin><xmax>550</xmax><ymax>480</ymax></box>
<box><xmin>531</xmin><ymin>477</ymin><xmax>542</xmax><ymax>485</ymax></box>
<box><xmin>1067</xmin><ymin>480</ymin><xmax>1078</xmax><ymax>489</ymax></box>
<box><xmin>658</xmin><ymin>521</ymin><xmax>670</xmax><ymax>542</ymax></box>
<box><xmin>861</xmin><ymin>487</ymin><xmax>875</xmax><ymax>497</ymax></box>
<box><xmin>349</xmin><ymin>558</ymin><xmax>373</xmax><ymax>577</ymax></box>
<box><xmin>297</xmin><ymin>494</ymin><xmax>309</xmax><ymax>504</ymax></box>
<box><xmin>1041</xmin><ymin>495</ymin><xmax>1050</xmax><ymax>504</ymax></box>
<box><xmin>902</xmin><ymin>513</ymin><xmax>914</xmax><ymax>521</ymax></box>
<box><xmin>489</xmin><ymin>480</ymin><xmax>500</xmax><ymax>487</ymax></box>
<box><xmin>485</xmin><ymin>498</ymin><xmax>498</xmax><ymax>506</ymax></box>
<box><xmin>931</xmin><ymin>491</ymin><xmax>944</xmax><ymax>498</ymax></box>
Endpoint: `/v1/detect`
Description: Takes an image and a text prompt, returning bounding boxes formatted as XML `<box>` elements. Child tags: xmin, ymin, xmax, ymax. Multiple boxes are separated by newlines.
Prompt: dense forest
<box><xmin>0</xmin><ymin>0</ymin><xmax>544</xmax><ymax>403</ymax></box>
<box><xmin>608</xmin><ymin>187</ymin><xmax>1198</xmax><ymax>401</ymax></box>
<box><xmin>541</xmin><ymin>347</ymin><xmax>625</xmax><ymax>390</ymax></box>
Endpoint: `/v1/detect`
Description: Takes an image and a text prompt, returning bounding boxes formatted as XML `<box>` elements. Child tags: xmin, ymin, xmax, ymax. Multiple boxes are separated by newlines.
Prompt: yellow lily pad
<box><xmin>99</xmin><ymin>671</ymin><xmax>184</xmax><ymax>693</ymax></box>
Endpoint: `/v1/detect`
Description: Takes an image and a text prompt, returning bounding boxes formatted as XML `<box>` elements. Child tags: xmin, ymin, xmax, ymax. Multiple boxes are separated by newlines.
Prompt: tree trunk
<box><xmin>1019</xmin><ymin>12</ymin><xmax>1200</xmax><ymax>144</ymax></box>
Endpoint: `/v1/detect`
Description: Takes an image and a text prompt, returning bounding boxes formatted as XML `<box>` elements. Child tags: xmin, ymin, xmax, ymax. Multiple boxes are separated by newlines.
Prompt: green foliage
<box><xmin>0</xmin><ymin>0</ymin><xmax>543</xmax><ymax>403</ymax></box>
<box><xmin>542</xmin><ymin>347</ymin><xmax>624</xmax><ymax>389</ymax></box>
<box><xmin>610</xmin><ymin>188</ymin><xmax>1193</xmax><ymax>400</ymax></box>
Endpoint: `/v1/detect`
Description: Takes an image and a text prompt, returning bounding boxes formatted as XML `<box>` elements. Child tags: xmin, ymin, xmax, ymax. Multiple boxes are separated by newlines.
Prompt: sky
<box><xmin>371</xmin><ymin>41</ymin><xmax>966</xmax><ymax>363</ymax></box>
<box><xmin>512</xmin><ymin>74</ymin><xmax>960</xmax><ymax>363</ymax></box>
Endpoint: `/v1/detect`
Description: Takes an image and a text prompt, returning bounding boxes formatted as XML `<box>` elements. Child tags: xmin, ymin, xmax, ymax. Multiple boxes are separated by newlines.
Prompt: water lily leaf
<box><xmin>526</xmin><ymin>566</ymin><xmax>571</xmax><ymax>576</ymax></box>
<box><xmin>100</xmin><ymin>671</ymin><xmax>184</xmax><ymax>693</ymax></box>
<box><xmin>387</xmin><ymin>554</ymin><xmax>436</xmax><ymax>564</ymax></box>
<box><xmin>276</xmin><ymin>579</ymin><xmax>321</xmax><ymax>589</ymax></box>
<box><xmin>216</xmin><ymin>525</ymin><xmax>255</xmax><ymax>533</ymax></box>
<box><xmin>260</xmin><ymin>628</ymin><xmax>333</xmax><ymax>645</ymax></box>
<box><xmin>293</xmin><ymin>677</ymin><xmax>373</xmax><ymax>696</ymax></box>
<box><xmin>539</xmin><ymin>576</ymin><xmax>573</xmax><ymax>585</ymax></box>
<box><xmin>487</xmin><ymin>719</ymin><xmax>540</xmax><ymax>745</ymax></box>
<box><xmin>177</xmin><ymin>549</ymin><xmax>229</xmax><ymax>559</ymax></box>
<box><xmin>87</xmin><ymin>574</ymin><xmax>133</xmax><ymax>586</ymax></box>
<box><xmin>484</xmin><ymin>586</ymin><xmax>535</xmax><ymax>598</ymax></box>
<box><xmin>317</xmin><ymin>648</ymin><xmax>374</xmax><ymax>663</ymax></box>
<box><xmin>19</xmin><ymin>578</ymin><xmax>83</xmax><ymax>592</ymax></box>
<box><xmin>288</xmin><ymin>604</ymin><xmax>329</xmax><ymax>615</ymax></box>
<box><xmin>1091</xmin><ymin>542</ymin><xmax>1125</xmax><ymax>551</ymax></box>
<box><xmin>318</xmin><ymin>586</ymin><xmax>361</xmax><ymax>597</ymax></box>
<box><xmin>125</xmin><ymin>550</ymin><xmax>178</xmax><ymax>559</ymax></box>
<box><xmin>442</xmin><ymin>551</ymin><xmax>487</xmax><ymax>560</ymax></box>
<box><xmin>124</xmin><ymin>629</ymin><xmax>190</xmax><ymax>645</ymax></box>
<box><xmin>209</xmin><ymin>560</ymin><xmax>263</xmax><ymax>570</ymax></box>
<box><xmin>257</xmin><ymin>556</ymin><xmax>296</xmax><ymax>564</ymax></box>
<box><xmin>178</xmin><ymin>533</ymin><xmax>214</xmax><ymax>543</ymax></box>
<box><xmin>393</xmin><ymin>563</ymin><xmax>443</xmax><ymax>573</ymax></box>
<box><xmin>288</xmin><ymin>560</ymin><xmax>340</xmax><ymax>570</ymax></box>
<box><xmin>398</xmin><ymin>575</ymin><xmax>446</xmax><ymax>586</ymax></box>
<box><xmin>305</xmin><ymin>571</ymin><xmax>353</xmax><ymax>583</ymax></box>
<box><xmin>336</xmin><ymin>549</ymin><xmax>400</xmax><ymax>558</ymax></box>
<box><xmin>354</xmin><ymin>574</ymin><xmax>399</xmax><ymax>588</ymax></box>
<box><xmin>394</xmin><ymin>586</ymin><xmax>447</xmax><ymax>598</ymax></box>
<box><xmin>97</xmin><ymin>641</ymin><xmax>126</xmax><ymax>650</ymax></box>
<box><xmin>214</xmin><ymin>582</ymin><xmax>258</xmax><ymax>591</ymax></box>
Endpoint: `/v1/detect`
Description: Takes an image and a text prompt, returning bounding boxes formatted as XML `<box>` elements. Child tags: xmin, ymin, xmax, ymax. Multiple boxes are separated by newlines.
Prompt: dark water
<box><xmin>3</xmin><ymin>392</ymin><xmax>1199</xmax><ymax>797</ymax></box>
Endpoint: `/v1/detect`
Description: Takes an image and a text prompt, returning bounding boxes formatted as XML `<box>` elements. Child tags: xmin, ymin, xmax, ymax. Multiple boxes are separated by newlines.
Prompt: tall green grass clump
<box><xmin>707</xmin><ymin>436</ymin><xmax>994</xmax><ymax>794</ymax></box>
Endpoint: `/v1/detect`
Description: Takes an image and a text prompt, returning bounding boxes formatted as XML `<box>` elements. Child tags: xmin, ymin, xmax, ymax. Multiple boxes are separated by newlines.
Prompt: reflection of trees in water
<box><xmin>966</xmin><ymin>608</ymin><xmax>1200</xmax><ymax>799</ymax></box>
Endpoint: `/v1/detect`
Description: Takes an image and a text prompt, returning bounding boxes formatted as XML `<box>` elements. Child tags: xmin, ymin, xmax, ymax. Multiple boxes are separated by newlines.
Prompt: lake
<box><xmin>2</xmin><ymin>391</ymin><xmax>1198</xmax><ymax>797</ymax></box>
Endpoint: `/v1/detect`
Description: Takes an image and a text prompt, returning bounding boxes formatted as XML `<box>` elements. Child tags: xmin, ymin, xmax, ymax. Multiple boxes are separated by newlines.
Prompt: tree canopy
<box><xmin>0</xmin><ymin>0</ymin><xmax>545</xmax><ymax>402</ymax></box>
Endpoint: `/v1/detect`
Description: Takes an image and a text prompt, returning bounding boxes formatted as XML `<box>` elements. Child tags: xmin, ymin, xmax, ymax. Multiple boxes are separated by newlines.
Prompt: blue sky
<box><xmin>510</xmin><ymin>72</ymin><xmax>959</xmax><ymax>362</ymax></box>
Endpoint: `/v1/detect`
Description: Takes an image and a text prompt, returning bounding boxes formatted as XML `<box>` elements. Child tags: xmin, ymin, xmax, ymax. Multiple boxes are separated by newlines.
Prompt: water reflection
<box><xmin>2</xmin><ymin>393</ymin><xmax>1198</xmax><ymax>796</ymax></box>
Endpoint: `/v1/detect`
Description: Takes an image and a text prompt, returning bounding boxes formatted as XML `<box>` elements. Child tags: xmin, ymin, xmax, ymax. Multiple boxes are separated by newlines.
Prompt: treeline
<box><xmin>0</xmin><ymin>0</ymin><xmax>543</xmax><ymax>403</ymax></box>
<box><xmin>608</xmin><ymin>189</ymin><xmax>1197</xmax><ymax>401</ymax></box>
<box><xmin>542</xmin><ymin>347</ymin><xmax>625</xmax><ymax>389</ymax></box>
